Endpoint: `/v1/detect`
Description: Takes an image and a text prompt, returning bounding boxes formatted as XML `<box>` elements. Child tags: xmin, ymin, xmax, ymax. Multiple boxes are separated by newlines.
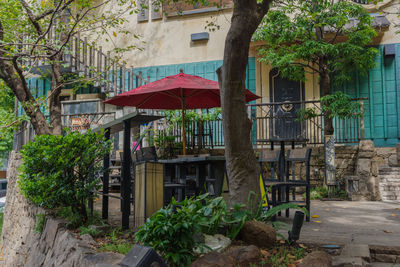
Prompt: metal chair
<box><xmin>284</xmin><ymin>148</ymin><xmax>312</xmax><ymax>221</ymax></box>
<box><xmin>259</xmin><ymin>149</ymin><xmax>284</xmax><ymax>214</ymax></box>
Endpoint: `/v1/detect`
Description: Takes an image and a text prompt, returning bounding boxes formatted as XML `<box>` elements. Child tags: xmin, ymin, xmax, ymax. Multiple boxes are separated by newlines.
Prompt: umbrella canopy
<box><xmin>104</xmin><ymin>71</ymin><xmax>260</xmax><ymax>109</ymax></box>
<box><xmin>104</xmin><ymin>70</ymin><xmax>260</xmax><ymax>154</ymax></box>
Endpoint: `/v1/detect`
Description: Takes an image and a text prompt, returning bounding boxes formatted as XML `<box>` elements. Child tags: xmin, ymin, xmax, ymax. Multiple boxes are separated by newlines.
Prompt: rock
<box><xmin>340</xmin><ymin>244</ymin><xmax>370</xmax><ymax>262</ymax></box>
<box><xmin>356</xmin><ymin>158</ymin><xmax>371</xmax><ymax>176</ymax></box>
<box><xmin>299</xmin><ymin>251</ymin><xmax>332</xmax><ymax>267</ymax></box>
<box><xmin>358</xmin><ymin>151</ymin><xmax>374</xmax><ymax>159</ymax></box>
<box><xmin>332</xmin><ymin>256</ymin><xmax>364</xmax><ymax>267</ymax></box>
<box><xmin>2</xmin><ymin>151</ymin><xmax>120</xmax><ymax>267</ymax></box>
<box><xmin>373</xmin><ymin>254</ymin><xmax>397</xmax><ymax>263</ymax></box>
<box><xmin>194</xmin><ymin>234</ymin><xmax>231</xmax><ymax>253</ymax></box>
<box><xmin>80</xmin><ymin>234</ymin><xmax>95</xmax><ymax>244</ymax></box>
<box><xmin>42</xmin><ymin>218</ymin><xmax>66</xmax><ymax>247</ymax></box>
<box><xmin>224</xmin><ymin>245</ymin><xmax>270</xmax><ymax>267</ymax></box>
<box><xmin>191</xmin><ymin>252</ymin><xmax>234</xmax><ymax>267</ymax></box>
<box><xmin>239</xmin><ymin>220</ymin><xmax>276</xmax><ymax>248</ymax></box>
<box><xmin>388</xmin><ymin>155</ymin><xmax>399</xmax><ymax>167</ymax></box>
<box><xmin>84</xmin><ymin>252</ymin><xmax>125</xmax><ymax>267</ymax></box>
<box><xmin>359</xmin><ymin>140</ymin><xmax>374</xmax><ymax>152</ymax></box>
<box><xmin>193</xmin><ymin>232</ymin><xmax>205</xmax><ymax>243</ymax></box>
<box><xmin>396</xmin><ymin>143</ymin><xmax>400</xmax><ymax>163</ymax></box>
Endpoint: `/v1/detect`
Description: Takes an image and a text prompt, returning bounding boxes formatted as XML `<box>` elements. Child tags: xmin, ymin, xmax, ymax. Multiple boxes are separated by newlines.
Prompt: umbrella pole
<box><xmin>182</xmin><ymin>107</ymin><xmax>187</xmax><ymax>155</ymax></box>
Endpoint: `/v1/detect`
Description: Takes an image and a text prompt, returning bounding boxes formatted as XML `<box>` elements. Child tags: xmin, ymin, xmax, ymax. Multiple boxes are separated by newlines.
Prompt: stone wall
<box><xmin>1</xmin><ymin>152</ymin><xmax>124</xmax><ymax>267</ymax></box>
<box><xmin>309</xmin><ymin>146</ymin><xmax>359</xmax><ymax>188</ymax></box>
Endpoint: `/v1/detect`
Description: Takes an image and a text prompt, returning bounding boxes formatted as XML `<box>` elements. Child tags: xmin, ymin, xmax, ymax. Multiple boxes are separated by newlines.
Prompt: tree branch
<box><xmin>19</xmin><ymin>0</ymin><xmax>43</xmax><ymax>36</ymax></box>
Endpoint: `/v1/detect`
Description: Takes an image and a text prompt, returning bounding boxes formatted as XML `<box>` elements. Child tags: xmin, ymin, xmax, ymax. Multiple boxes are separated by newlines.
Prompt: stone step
<box><xmin>340</xmin><ymin>244</ymin><xmax>371</xmax><ymax>261</ymax></box>
<box><xmin>379</xmin><ymin>171</ymin><xmax>400</xmax><ymax>176</ymax></box>
<box><xmin>379</xmin><ymin>173</ymin><xmax>400</xmax><ymax>178</ymax></box>
<box><xmin>379</xmin><ymin>183</ymin><xmax>400</xmax><ymax>186</ymax></box>
<box><xmin>380</xmin><ymin>194</ymin><xmax>399</xmax><ymax>200</ymax></box>
<box><xmin>379</xmin><ymin>167</ymin><xmax>400</xmax><ymax>173</ymax></box>
<box><xmin>380</xmin><ymin>185</ymin><xmax>400</xmax><ymax>190</ymax></box>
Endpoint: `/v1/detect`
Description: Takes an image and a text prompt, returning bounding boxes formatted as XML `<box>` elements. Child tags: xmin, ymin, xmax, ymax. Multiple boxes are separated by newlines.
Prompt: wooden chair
<box><xmin>284</xmin><ymin>148</ymin><xmax>312</xmax><ymax>221</ymax></box>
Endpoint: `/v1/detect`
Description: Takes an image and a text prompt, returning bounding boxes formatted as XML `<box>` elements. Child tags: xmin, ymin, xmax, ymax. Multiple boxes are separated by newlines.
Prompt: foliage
<box><xmin>0</xmin><ymin>83</ymin><xmax>15</xmax><ymax>161</ymax></box>
<box><xmin>135</xmin><ymin>193</ymin><xmax>307</xmax><ymax>267</ymax></box>
<box><xmin>0</xmin><ymin>212</ymin><xmax>3</xmax><ymax>235</ymax></box>
<box><xmin>99</xmin><ymin>226</ymin><xmax>134</xmax><ymax>255</ymax></box>
<box><xmin>0</xmin><ymin>0</ymin><xmax>140</xmax><ymax>134</ymax></box>
<box><xmin>34</xmin><ymin>213</ymin><xmax>46</xmax><ymax>234</ymax></box>
<box><xmin>79</xmin><ymin>225</ymin><xmax>102</xmax><ymax>238</ymax></box>
<box><xmin>309</xmin><ymin>186</ymin><xmax>347</xmax><ymax>200</ymax></box>
<box><xmin>261</xmin><ymin>245</ymin><xmax>306</xmax><ymax>267</ymax></box>
<box><xmin>56</xmin><ymin>206</ymin><xmax>103</xmax><ymax>229</ymax></box>
<box><xmin>164</xmin><ymin>108</ymin><xmax>222</xmax><ymax>126</ymax></box>
<box><xmin>254</xmin><ymin>0</ymin><xmax>378</xmax><ymax>85</ymax></box>
<box><xmin>297</xmin><ymin>92</ymin><xmax>361</xmax><ymax>121</ymax></box>
<box><xmin>18</xmin><ymin>130</ymin><xmax>111</xmax><ymax>224</ymax></box>
<box><xmin>135</xmin><ymin>196</ymin><xmax>205</xmax><ymax>266</ymax></box>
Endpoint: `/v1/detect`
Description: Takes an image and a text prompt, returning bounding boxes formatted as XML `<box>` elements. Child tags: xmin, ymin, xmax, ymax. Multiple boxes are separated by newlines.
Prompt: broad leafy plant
<box><xmin>136</xmin><ymin>193</ymin><xmax>307</xmax><ymax>266</ymax></box>
<box><xmin>18</xmin><ymin>130</ymin><xmax>111</xmax><ymax>224</ymax></box>
<box><xmin>297</xmin><ymin>91</ymin><xmax>361</xmax><ymax>122</ymax></box>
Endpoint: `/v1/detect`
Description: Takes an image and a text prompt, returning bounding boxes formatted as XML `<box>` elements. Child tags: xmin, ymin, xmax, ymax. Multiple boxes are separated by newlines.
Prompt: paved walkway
<box><xmin>278</xmin><ymin>200</ymin><xmax>400</xmax><ymax>247</ymax></box>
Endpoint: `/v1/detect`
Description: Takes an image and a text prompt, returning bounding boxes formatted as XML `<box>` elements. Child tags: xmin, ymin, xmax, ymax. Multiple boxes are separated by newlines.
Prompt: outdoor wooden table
<box><xmin>159</xmin><ymin>156</ymin><xmax>226</xmax><ymax>202</ymax></box>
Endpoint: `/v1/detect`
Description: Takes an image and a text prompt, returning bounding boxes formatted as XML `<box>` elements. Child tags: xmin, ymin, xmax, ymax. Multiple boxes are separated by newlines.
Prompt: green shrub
<box><xmin>35</xmin><ymin>213</ymin><xmax>46</xmax><ymax>233</ymax></box>
<box><xmin>18</xmin><ymin>130</ymin><xmax>111</xmax><ymax>224</ymax></box>
<box><xmin>99</xmin><ymin>226</ymin><xmax>134</xmax><ymax>255</ymax></box>
<box><xmin>0</xmin><ymin>212</ymin><xmax>4</xmax><ymax>235</ymax></box>
<box><xmin>309</xmin><ymin>187</ymin><xmax>347</xmax><ymax>200</ymax></box>
<box><xmin>135</xmin><ymin>193</ymin><xmax>307</xmax><ymax>267</ymax></box>
<box><xmin>79</xmin><ymin>225</ymin><xmax>102</xmax><ymax>237</ymax></box>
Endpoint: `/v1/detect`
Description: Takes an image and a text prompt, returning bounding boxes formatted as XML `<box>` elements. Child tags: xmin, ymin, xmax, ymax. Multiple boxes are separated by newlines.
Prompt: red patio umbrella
<box><xmin>104</xmin><ymin>70</ymin><xmax>260</xmax><ymax>154</ymax></box>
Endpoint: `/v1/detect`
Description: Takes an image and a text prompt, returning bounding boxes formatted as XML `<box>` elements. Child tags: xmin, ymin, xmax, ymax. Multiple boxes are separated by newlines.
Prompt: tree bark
<box><xmin>319</xmin><ymin>57</ymin><xmax>334</xmax><ymax>135</ymax></box>
<box><xmin>49</xmin><ymin>54</ymin><xmax>64</xmax><ymax>135</ymax></box>
<box><xmin>0</xmin><ymin>59</ymin><xmax>52</xmax><ymax>135</ymax></box>
<box><xmin>218</xmin><ymin>0</ymin><xmax>271</xmax><ymax>208</ymax></box>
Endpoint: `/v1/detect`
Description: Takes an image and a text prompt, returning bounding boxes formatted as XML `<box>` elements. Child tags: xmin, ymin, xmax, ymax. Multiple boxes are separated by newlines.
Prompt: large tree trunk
<box><xmin>49</xmin><ymin>55</ymin><xmax>64</xmax><ymax>135</ymax></box>
<box><xmin>319</xmin><ymin>58</ymin><xmax>334</xmax><ymax>136</ymax></box>
<box><xmin>217</xmin><ymin>0</ymin><xmax>271</xmax><ymax>208</ymax></box>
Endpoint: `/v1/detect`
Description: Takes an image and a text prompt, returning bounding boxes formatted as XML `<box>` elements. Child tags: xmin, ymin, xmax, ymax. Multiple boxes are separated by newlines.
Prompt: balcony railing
<box><xmin>157</xmin><ymin>99</ymin><xmax>364</xmax><ymax>150</ymax></box>
<box><xmin>14</xmin><ymin>99</ymin><xmax>365</xmax><ymax>152</ymax></box>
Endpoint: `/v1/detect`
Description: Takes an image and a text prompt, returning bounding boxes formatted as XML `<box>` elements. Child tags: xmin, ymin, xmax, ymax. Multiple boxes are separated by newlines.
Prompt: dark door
<box><xmin>270</xmin><ymin>68</ymin><xmax>304</xmax><ymax>139</ymax></box>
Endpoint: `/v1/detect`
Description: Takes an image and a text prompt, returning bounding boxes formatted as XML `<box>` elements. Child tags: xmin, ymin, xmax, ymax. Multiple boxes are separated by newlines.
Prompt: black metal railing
<box><xmin>351</xmin><ymin>0</ymin><xmax>371</xmax><ymax>4</ymax></box>
<box><xmin>157</xmin><ymin>99</ymin><xmax>364</xmax><ymax>150</ymax></box>
<box><xmin>248</xmin><ymin>100</ymin><xmax>363</xmax><ymax>146</ymax></box>
<box><xmin>13</xmin><ymin>99</ymin><xmax>365</xmax><ymax>152</ymax></box>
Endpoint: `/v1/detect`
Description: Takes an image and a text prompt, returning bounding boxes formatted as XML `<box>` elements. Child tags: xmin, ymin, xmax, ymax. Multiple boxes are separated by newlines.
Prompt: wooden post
<box><xmin>121</xmin><ymin>120</ymin><xmax>131</xmax><ymax>230</ymax></box>
<box><xmin>102</xmin><ymin>128</ymin><xmax>110</xmax><ymax>220</ymax></box>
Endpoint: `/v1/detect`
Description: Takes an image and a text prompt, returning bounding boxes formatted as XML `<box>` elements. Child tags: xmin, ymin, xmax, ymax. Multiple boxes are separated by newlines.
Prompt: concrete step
<box><xmin>341</xmin><ymin>244</ymin><xmax>371</xmax><ymax>262</ymax></box>
<box><xmin>332</xmin><ymin>256</ymin><xmax>366</xmax><ymax>267</ymax></box>
<box><xmin>379</xmin><ymin>179</ymin><xmax>400</xmax><ymax>184</ymax></box>
<box><xmin>379</xmin><ymin>186</ymin><xmax>400</xmax><ymax>191</ymax></box>
<box><xmin>379</xmin><ymin>175</ymin><xmax>400</xmax><ymax>180</ymax></box>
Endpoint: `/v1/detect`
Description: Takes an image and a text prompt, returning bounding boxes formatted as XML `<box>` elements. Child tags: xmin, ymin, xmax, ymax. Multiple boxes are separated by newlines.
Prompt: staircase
<box><xmin>379</xmin><ymin>166</ymin><xmax>400</xmax><ymax>201</ymax></box>
<box><xmin>24</xmin><ymin>29</ymin><xmax>149</xmax><ymax>98</ymax></box>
